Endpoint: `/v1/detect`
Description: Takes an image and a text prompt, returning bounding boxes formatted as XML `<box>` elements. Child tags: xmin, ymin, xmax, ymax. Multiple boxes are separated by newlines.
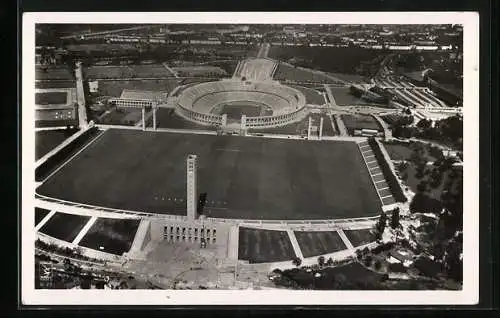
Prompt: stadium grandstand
<box><xmin>175</xmin><ymin>79</ymin><xmax>307</xmax><ymax>128</ymax></box>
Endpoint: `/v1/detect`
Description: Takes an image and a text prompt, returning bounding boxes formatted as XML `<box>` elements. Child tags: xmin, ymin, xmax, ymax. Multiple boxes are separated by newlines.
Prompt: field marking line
<box><xmin>378</xmin><ymin>187</ymin><xmax>390</xmax><ymax>191</ymax></box>
<box><xmin>371</xmin><ymin>172</ymin><xmax>383</xmax><ymax>177</ymax></box>
<box><xmin>41</xmin><ymin>130</ymin><xmax>106</xmax><ymax>184</ymax></box>
<box><xmin>35</xmin><ymin>210</ymin><xmax>57</xmax><ymax>232</ymax></box>
<box><xmin>369</xmin><ymin>166</ymin><xmax>380</xmax><ymax>171</ymax></box>
<box><xmin>361</xmin><ymin>149</ymin><xmax>373</xmax><ymax>154</ymax></box>
<box><xmin>359</xmin><ymin>145</ymin><xmax>371</xmax><ymax>149</ymax></box>
<box><xmin>374</xmin><ymin>180</ymin><xmax>387</xmax><ymax>184</ymax></box>
<box><xmin>380</xmin><ymin>195</ymin><xmax>394</xmax><ymax>199</ymax></box>
<box><xmin>286</xmin><ymin>230</ymin><xmax>304</xmax><ymax>260</ymax></box>
<box><xmin>363</xmin><ymin>154</ymin><xmax>375</xmax><ymax>159</ymax></box>
<box><xmin>71</xmin><ymin>216</ymin><xmax>98</xmax><ymax>245</ymax></box>
<box><xmin>336</xmin><ymin>229</ymin><xmax>355</xmax><ymax>253</ymax></box>
<box><xmin>366</xmin><ymin>160</ymin><xmax>378</xmax><ymax>164</ymax></box>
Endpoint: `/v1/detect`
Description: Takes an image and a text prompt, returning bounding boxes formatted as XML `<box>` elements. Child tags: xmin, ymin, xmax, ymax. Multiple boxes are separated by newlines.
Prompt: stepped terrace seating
<box><xmin>178</xmin><ymin>80</ymin><xmax>305</xmax><ymax>116</ymax></box>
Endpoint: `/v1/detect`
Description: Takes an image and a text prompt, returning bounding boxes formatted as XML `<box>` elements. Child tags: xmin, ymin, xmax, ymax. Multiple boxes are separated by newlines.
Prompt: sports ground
<box><xmin>37</xmin><ymin>129</ymin><xmax>382</xmax><ymax>220</ymax></box>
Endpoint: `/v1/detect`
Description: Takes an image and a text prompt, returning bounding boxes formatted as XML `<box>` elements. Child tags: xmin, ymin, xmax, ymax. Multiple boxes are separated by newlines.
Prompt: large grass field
<box><xmin>330</xmin><ymin>87</ymin><xmax>366</xmax><ymax>106</ymax></box>
<box><xmin>39</xmin><ymin>213</ymin><xmax>90</xmax><ymax>242</ymax></box>
<box><xmin>35</xmin><ymin>207</ymin><xmax>50</xmax><ymax>226</ymax></box>
<box><xmin>96</xmin><ymin>79</ymin><xmax>180</xmax><ymax>97</ymax></box>
<box><xmin>35</xmin><ymin>92</ymin><xmax>68</xmax><ymax>105</ymax></box>
<box><xmin>84</xmin><ymin>64</ymin><xmax>175</xmax><ymax>80</ymax></box>
<box><xmin>287</xmin><ymin>85</ymin><xmax>326</xmax><ymax>105</ymax></box>
<box><xmin>273</xmin><ymin>63</ymin><xmax>339</xmax><ymax>84</ymax></box>
<box><xmin>35</xmin><ymin>66</ymin><xmax>73</xmax><ymax>81</ymax></box>
<box><xmin>37</xmin><ymin>129</ymin><xmax>381</xmax><ymax>220</ymax></box>
<box><xmin>294</xmin><ymin>230</ymin><xmax>347</xmax><ymax>258</ymax></box>
<box><xmin>97</xmin><ymin>108</ymin><xmax>142</xmax><ymax>126</ymax></box>
<box><xmin>78</xmin><ymin>218</ymin><xmax>140</xmax><ymax>256</ymax></box>
<box><xmin>343</xmin><ymin>228</ymin><xmax>376</xmax><ymax>248</ymax></box>
<box><xmin>341</xmin><ymin>114</ymin><xmax>382</xmax><ymax>134</ymax></box>
<box><xmin>35</xmin><ymin>129</ymin><xmax>76</xmax><ymax>160</ymax></box>
<box><xmin>238</xmin><ymin>227</ymin><xmax>296</xmax><ymax>263</ymax></box>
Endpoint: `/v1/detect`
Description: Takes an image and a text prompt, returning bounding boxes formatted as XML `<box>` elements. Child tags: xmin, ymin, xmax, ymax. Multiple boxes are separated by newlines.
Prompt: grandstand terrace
<box><xmin>176</xmin><ymin>80</ymin><xmax>307</xmax><ymax>128</ymax></box>
<box><xmin>36</xmin><ymin>129</ymin><xmax>382</xmax><ymax>220</ymax></box>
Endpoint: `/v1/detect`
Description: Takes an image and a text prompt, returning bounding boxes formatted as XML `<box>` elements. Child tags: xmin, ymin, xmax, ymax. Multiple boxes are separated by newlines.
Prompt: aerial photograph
<box><xmin>32</xmin><ymin>23</ymin><xmax>463</xmax><ymax>291</ymax></box>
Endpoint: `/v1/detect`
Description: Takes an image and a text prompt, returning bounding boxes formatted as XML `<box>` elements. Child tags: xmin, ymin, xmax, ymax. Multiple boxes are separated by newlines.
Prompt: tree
<box><xmin>417</xmin><ymin>118</ymin><xmax>432</xmax><ymax>130</ymax></box>
<box><xmin>375</xmin><ymin>212</ymin><xmax>387</xmax><ymax>240</ymax></box>
<box><xmin>390</xmin><ymin>207</ymin><xmax>400</xmax><ymax>229</ymax></box>
<box><xmin>318</xmin><ymin>256</ymin><xmax>325</xmax><ymax>267</ymax></box>
<box><xmin>292</xmin><ymin>257</ymin><xmax>302</xmax><ymax>267</ymax></box>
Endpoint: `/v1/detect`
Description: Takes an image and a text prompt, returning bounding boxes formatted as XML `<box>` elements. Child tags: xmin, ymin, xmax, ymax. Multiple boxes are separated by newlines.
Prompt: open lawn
<box><xmin>35</xmin><ymin>92</ymin><xmax>68</xmax><ymax>105</ymax></box>
<box><xmin>268</xmin><ymin>46</ymin><xmax>385</xmax><ymax>76</ymax></box>
<box><xmin>36</xmin><ymin>81</ymin><xmax>76</xmax><ymax>89</ymax></box>
<box><xmin>35</xmin><ymin>129</ymin><xmax>77</xmax><ymax>160</ymax></box>
<box><xmin>277</xmin><ymin>261</ymin><xmax>383</xmax><ymax>289</ymax></box>
<box><xmin>248</xmin><ymin>115</ymin><xmax>310</xmax><ymax>135</ymax></box>
<box><xmin>294</xmin><ymin>231</ymin><xmax>347</xmax><ymax>258</ymax></box>
<box><xmin>84</xmin><ymin>64</ymin><xmax>175</xmax><ymax>79</ymax></box>
<box><xmin>36</xmin><ymin>66</ymin><xmax>73</xmax><ymax>81</ymax></box>
<box><xmin>273</xmin><ymin>63</ymin><xmax>339</xmax><ymax>84</ymax></box>
<box><xmin>35</xmin><ymin>208</ymin><xmax>50</xmax><ymax>226</ymax></box>
<box><xmin>97</xmin><ymin>108</ymin><xmax>142</xmax><ymax>126</ymax></box>
<box><xmin>383</xmin><ymin>141</ymin><xmax>440</xmax><ymax>162</ymax></box>
<box><xmin>39</xmin><ymin>213</ymin><xmax>90</xmax><ymax>242</ymax></box>
<box><xmin>78</xmin><ymin>218</ymin><xmax>140</xmax><ymax>256</ymax></box>
<box><xmin>238</xmin><ymin>227</ymin><xmax>296</xmax><ymax>263</ymax></box>
<box><xmin>287</xmin><ymin>85</ymin><xmax>326</xmax><ymax>105</ymax></box>
<box><xmin>343</xmin><ymin>228</ymin><xmax>376</xmax><ymax>248</ymax></box>
<box><xmin>155</xmin><ymin>108</ymin><xmax>216</xmax><ymax>131</ymax></box>
<box><xmin>341</xmin><ymin>114</ymin><xmax>382</xmax><ymax>134</ymax></box>
<box><xmin>37</xmin><ymin>129</ymin><xmax>381</xmax><ymax>220</ymax></box>
<box><xmin>330</xmin><ymin>87</ymin><xmax>366</xmax><ymax>106</ymax></box>
<box><xmin>96</xmin><ymin>79</ymin><xmax>180</xmax><ymax>97</ymax></box>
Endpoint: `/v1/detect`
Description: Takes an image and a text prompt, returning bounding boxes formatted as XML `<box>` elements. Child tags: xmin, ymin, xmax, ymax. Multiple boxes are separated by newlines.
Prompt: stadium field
<box><xmin>35</xmin><ymin>129</ymin><xmax>76</xmax><ymax>160</ymax></box>
<box><xmin>294</xmin><ymin>231</ymin><xmax>347</xmax><ymax>258</ymax></box>
<box><xmin>211</xmin><ymin>102</ymin><xmax>272</xmax><ymax>120</ymax></box>
<box><xmin>238</xmin><ymin>227</ymin><xmax>296</xmax><ymax>263</ymax></box>
<box><xmin>37</xmin><ymin>129</ymin><xmax>381</xmax><ymax>220</ymax></box>
<box><xmin>35</xmin><ymin>92</ymin><xmax>68</xmax><ymax>105</ymax></box>
<box><xmin>35</xmin><ymin>207</ymin><xmax>50</xmax><ymax>226</ymax></box>
<box><xmin>343</xmin><ymin>228</ymin><xmax>376</xmax><ymax>248</ymax></box>
<box><xmin>78</xmin><ymin>218</ymin><xmax>140</xmax><ymax>256</ymax></box>
<box><xmin>39</xmin><ymin>213</ymin><xmax>90</xmax><ymax>242</ymax></box>
<box><xmin>36</xmin><ymin>81</ymin><xmax>75</xmax><ymax>89</ymax></box>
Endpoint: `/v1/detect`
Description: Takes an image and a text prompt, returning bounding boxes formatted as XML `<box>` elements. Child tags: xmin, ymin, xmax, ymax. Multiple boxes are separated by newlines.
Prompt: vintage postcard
<box><xmin>21</xmin><ymin>12</ymin><xmax>479</xmax><ymax>305</ymax></box>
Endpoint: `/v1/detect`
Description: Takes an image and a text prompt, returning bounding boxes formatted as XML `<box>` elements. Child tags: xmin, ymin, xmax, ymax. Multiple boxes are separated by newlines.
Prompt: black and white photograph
<box><xmin>21</xmin><ymin>12</ymin><xmax>479</xmax><ymax>305</ymax></box>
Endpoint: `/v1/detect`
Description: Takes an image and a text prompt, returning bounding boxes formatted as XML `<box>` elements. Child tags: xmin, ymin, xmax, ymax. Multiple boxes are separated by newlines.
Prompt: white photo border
<box><xmin>21</xmin><ymin>12</ymin><xmax>479</xmax><ymax>306</ymax></box>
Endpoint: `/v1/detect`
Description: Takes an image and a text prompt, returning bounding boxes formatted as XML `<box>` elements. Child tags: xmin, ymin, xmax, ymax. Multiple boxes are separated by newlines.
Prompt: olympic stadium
<box><xmin>34</xmin><ymin>57</ymin><xmax>404</xmax><ymax>268</ymax></box>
